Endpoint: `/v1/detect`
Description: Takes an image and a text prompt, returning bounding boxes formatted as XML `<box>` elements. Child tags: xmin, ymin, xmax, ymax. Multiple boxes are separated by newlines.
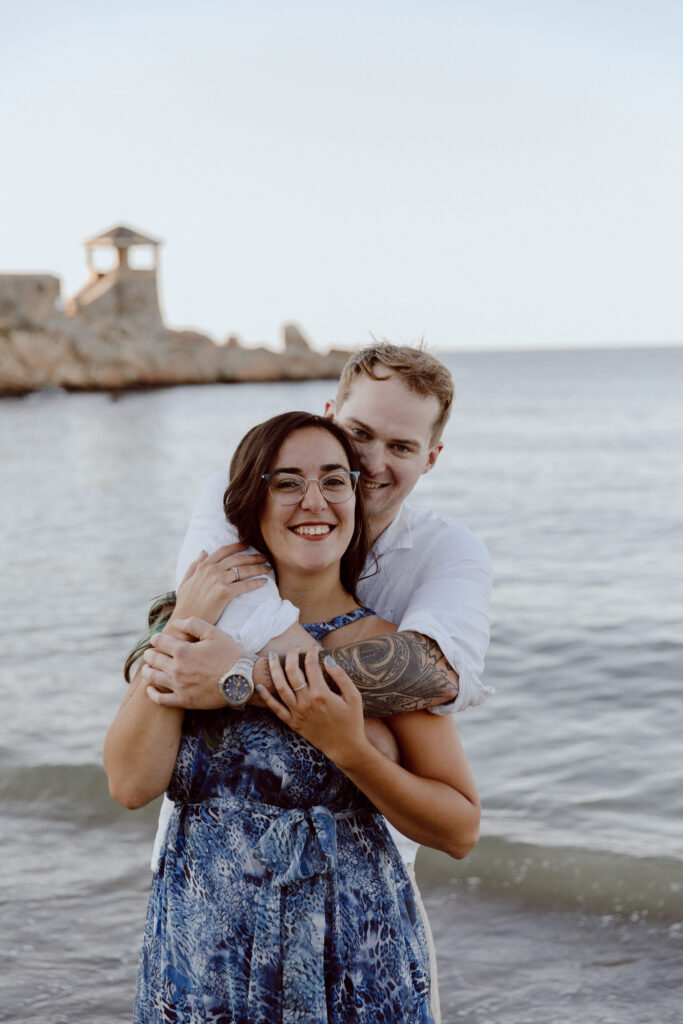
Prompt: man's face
<box><xmin>326</xmin><ymin>372</ymin><xmax>443</xmax><ymax>536</ymax></box>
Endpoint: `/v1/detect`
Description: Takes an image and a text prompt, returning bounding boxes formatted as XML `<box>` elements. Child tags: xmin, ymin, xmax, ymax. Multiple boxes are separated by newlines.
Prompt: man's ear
<box><xmin>422</xmin><ymin>443</ymin><xmax>443</xmax><ymax>475</ymax></box>
<box><xmin>323</xmin><ymin>399</ymin><xmax>336</xmax><ymax>419</ymax></box>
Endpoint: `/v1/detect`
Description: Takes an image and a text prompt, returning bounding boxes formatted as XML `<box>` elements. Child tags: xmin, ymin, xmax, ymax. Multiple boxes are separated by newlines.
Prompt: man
<box><xmin>141</xmin><ymin>342</ymin><xmax>493</xmax><ymax>1020</ymax></box>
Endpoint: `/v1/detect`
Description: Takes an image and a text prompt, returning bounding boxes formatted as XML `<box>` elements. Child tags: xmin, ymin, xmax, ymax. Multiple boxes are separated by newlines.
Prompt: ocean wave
<box><xmin>418</xmin><ymin>836</ymin><xmax>683</xmax><ymax>924</ymax></box>
<box><xmin>3</xmin><ymin>758</ymin><xmax>682</xmax><ymax>924</ymax></box>
<box><xmin>0</xmin><ymin>760</ymin><xmax>159</xmax><ymax>826</ymax></box>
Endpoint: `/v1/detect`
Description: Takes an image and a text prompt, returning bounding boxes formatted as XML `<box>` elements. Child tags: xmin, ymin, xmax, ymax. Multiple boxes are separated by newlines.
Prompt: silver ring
<box><xmin>292</xmin><ymin>683</ymin><xmax>307</xmax><ymax>692</ymax></box>
<box><xmin>232</xmin><ymin>566</ymin><xmax>241</xmax><ymax>582</ymax></box>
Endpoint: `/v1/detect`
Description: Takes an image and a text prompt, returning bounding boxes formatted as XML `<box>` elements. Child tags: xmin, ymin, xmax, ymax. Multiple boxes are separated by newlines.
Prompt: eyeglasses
<box><xmin>262</xmin><ymin>470</ymin><xmax>360</xmax><ymax>505</ymax></box>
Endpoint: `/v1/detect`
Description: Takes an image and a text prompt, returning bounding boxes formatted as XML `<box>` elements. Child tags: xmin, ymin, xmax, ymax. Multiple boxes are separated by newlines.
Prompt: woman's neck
<box><xmin>276</xmin><ymin>565</ymin><xmax>358</xmax><ymax>624</ymax></box>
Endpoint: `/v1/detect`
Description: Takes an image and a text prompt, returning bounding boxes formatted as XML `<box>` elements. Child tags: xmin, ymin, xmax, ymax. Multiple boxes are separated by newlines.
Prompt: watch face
<box><xmin>224</xmin><ymin>673</ymin><xmax>252</xmax><ymax>706</ymax></box>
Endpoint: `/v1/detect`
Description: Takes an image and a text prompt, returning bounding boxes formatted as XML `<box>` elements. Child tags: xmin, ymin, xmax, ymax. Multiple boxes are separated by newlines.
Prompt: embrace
<box><xmin>104</xmin><ymin>343</ymin><xmax>493</xmax><ymax>1024</ymax></box>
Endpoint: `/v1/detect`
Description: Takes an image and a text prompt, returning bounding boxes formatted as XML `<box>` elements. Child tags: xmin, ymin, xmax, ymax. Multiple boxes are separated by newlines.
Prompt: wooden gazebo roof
<box><xmin>84</xmin><ymin>225</ymin><xmax>161</xmax><ymax>249</ymax></box>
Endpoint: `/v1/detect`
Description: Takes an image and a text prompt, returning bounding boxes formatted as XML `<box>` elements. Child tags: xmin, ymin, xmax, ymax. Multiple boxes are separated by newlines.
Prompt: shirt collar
<box><xmin>371</xmin><ymin>503</ymin><xmax>414</xmax><ymax>557</ymax></box>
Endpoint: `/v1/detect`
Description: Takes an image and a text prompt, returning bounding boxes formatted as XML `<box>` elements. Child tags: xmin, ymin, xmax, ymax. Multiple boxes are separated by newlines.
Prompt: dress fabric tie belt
<box><xmin>172</xmin><ymin>797</ymin><xmax>375</xmax><ymax>1024</ymax></box>
<box><xmin>249</xmin><ymin>805</ymin><xmax>338</xmax><ymax>1024</ymax></box>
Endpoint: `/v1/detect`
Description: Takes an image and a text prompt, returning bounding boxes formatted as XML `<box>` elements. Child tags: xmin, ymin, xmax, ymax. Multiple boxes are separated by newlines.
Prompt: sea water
<box><xmin>1</xmin><ymin>347</ymin><xmax>681</xmax><ymax>1023</ymax></box>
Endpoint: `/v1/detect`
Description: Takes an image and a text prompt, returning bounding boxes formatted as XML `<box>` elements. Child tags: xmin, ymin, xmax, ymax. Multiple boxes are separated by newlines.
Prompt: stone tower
<box><xmin>66</xmin><ymin>224</ymin><xmax>163</xmax><ymax>328</ymax></box>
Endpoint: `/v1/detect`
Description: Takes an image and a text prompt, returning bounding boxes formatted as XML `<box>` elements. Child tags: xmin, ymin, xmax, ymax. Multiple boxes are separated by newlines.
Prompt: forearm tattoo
<box><xmin>324</xmin><ymin>631</ymin><xmax>459</xmax><ymax>717</ymax></box>
<box><xmin>261</xmin><ymin>633</ymin><xmax>458</xmax><ymax>716</ymax></box>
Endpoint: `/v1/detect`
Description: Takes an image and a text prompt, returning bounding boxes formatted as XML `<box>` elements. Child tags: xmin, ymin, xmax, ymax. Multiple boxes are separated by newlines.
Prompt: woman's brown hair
<box><xmin>225</xmin><ymin>412</ymin><xmax>370</xmax><ymax>600</ymax></box>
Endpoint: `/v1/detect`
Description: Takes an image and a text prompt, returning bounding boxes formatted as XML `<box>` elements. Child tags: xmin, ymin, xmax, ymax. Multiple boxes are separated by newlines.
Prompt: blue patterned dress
<box><xmin>134</xmin><ymin>609</ymin><xmax>434</xmax><ymax>1024</ymax></box>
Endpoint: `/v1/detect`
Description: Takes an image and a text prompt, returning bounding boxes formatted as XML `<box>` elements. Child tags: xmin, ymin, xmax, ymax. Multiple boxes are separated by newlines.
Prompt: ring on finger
<box><xmin>292</xmin><ymin>682</ymin><xmax>307</xmax><ymax>692</ymax></box>
<box><xmin>232</xmin><ymin>566</ymin><xmax>241</xmax><ymax>582</ymax></box>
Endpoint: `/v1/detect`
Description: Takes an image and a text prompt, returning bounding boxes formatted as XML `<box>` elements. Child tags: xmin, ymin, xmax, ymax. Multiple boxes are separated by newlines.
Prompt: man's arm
<box><xmin>143</xmin><ymin>620</ymin><xmax>457</xmax><ymax>714</ymax></box>
<box><xmin>254</xmin><ymin>628</ymin><xmax>457</xmax><ymax>715</ymax></box>
<box><xmin>382</xmin><ymin>515</ymin><xmax>493</xmax><ymax>712</ymax></box>
<box><xmin>327</xmin><ymin>630</ymin><xmax>458</xmax><ymax>715</ymax></box>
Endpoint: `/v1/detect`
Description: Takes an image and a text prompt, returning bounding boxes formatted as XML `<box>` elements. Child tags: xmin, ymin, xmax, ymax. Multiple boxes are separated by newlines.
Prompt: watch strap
<box><xmin>218</xmin><ymin>654</ymin><xmax>258</xmax><ymax>708</ymax></box>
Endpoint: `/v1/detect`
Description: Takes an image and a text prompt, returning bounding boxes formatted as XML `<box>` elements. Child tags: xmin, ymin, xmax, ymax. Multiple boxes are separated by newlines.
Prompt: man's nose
<box><xmin>300</xmin><ymin>479</ymin><xmax>328</xmax><ymax>511</ymax></box>
<box><xmin>360</xmin><ymin>441</ymin><xmax>386</xmax><ymax>477</ymax></box>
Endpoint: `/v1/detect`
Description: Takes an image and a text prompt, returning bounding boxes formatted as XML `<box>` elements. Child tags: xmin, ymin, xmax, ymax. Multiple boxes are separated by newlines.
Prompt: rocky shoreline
<box><xmin>0</xmin><ymin>309</ymin><xmax>349</xmax><ymax>397</ymax></box>
<box><xmin>0</xmin><ymin>227</ymin><xmax>349</xmax><ymax>397</ymax></box>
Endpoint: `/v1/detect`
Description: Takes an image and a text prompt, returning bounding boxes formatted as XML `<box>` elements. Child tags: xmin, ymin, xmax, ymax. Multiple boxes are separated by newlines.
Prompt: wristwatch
<box><xmin>218</xmin><ymin>654</ymin><xmax>258</xmax><ymax>709</ymax></box>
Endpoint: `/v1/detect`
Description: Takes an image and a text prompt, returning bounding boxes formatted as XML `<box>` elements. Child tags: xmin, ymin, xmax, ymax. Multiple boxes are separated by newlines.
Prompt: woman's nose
<box><xmin>300</xmin><ymin>479</ymin><xmax>328</xmax><ymax>511</ymax></box>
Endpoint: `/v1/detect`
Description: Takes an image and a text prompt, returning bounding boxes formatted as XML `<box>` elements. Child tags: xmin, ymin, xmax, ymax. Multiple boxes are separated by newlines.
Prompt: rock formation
<box><xmin>0</xmin><ymin>225</ymin><xmax>350</xmax><ymax>395</ymax></box>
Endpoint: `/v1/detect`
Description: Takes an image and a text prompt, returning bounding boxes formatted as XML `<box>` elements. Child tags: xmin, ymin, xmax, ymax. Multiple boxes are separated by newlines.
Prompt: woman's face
<box><xmin>260</xmin><ymin>427</ymin><xmax>356</xmax><ymax>579</ymax></box>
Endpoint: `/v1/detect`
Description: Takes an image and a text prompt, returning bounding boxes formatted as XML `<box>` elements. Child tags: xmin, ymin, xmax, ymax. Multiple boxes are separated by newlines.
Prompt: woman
<box><xmin>104</xmin><ymin>412</ymin><xmax>480</xmax><ymax>1024</ymax></box>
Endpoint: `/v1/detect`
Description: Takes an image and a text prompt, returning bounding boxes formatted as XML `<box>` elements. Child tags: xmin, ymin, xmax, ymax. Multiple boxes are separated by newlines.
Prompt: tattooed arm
<box><xmin>255</xmin><ymin>630</ymin><xmax>459</xmax><ymax>717</ymax></box>
<box><xmin>327</xmin><ymin>630</ymin><xmax>458</xmax><ymax>715</ymax></box>
<box><xmin>142</xmin><ymin>619</ymin><xmax>457</xmax><ymax>715</ymax></box>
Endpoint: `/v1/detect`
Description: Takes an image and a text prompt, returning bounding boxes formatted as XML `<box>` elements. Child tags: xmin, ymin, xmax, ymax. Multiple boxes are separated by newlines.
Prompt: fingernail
<box><xmin>325</xmin><ymin>655</ymin><xmax>336</xmax><ymax>667</ymax></box>
<box><xmin>254</xmin><ymin>685</ymin><xmax>264</xmax><ymax>694</ymax></box>
<box><xmin>269</xmin><ymin>650</ymin><xmax>277</xmax><ymax>660</ymax></box>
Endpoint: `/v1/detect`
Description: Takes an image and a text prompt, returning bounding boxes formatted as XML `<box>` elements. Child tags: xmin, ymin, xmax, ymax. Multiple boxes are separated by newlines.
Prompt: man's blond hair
<box><xmin>336</xmin><ymin>341</ymin><xmax>454</xmax><ymax>445</ymax></box>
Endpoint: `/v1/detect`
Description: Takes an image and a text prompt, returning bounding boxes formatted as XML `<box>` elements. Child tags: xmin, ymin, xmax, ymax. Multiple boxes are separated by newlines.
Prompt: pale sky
<box><xmin>2</xmin><ymin>0</ymin><xmax>682</xmax><ymax>351</ymax></box>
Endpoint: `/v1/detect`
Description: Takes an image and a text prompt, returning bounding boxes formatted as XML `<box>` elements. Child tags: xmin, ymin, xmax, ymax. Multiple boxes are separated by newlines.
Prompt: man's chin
<box><xmin>362</xmin><ymin>486</ymin><xmax>398</xmax><ymax>520</ymax></box>
<box><xmin>361</xmin><ymin>485</ymin><xmax>389</xmax><ymax>509</ymax></box>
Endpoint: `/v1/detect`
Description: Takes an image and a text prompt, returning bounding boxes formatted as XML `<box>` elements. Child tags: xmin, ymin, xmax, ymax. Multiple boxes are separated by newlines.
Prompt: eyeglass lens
<box><xmin>268</xmin><ymin>472</ymin><xmax>357</xmax><ymax>504</ymax></box>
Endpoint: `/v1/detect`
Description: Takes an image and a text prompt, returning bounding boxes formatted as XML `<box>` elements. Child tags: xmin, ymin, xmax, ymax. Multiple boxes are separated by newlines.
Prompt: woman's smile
<box><xmin>289</xmin><ymin>522</ymin><xmax>337</xmax><ymax>538</ymax></box>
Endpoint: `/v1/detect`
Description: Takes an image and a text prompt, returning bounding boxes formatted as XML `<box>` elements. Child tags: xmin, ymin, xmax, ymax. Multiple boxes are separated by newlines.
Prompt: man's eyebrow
<box><xmin>345</xmin><ymin>417</ymin><xmax>420</xmax><ymax>448</ymax></box>
<box><xmin>345</xmin><ymin>416</ymin><xmax>375</xmax><ymax>435</ymax></box>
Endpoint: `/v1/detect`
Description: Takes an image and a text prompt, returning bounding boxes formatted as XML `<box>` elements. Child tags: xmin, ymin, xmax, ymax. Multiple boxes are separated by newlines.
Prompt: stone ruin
<box><xmin>0</xmin><ymin>224</ymin><xmax>349</xmax><ymax>395</ymax></box>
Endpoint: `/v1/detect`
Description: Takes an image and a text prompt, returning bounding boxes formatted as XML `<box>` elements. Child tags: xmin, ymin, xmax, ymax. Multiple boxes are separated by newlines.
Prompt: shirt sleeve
<box><xmin>175</xmin><ymin>469</ymin><xmax>299</xmax><ymax>653</ymax></box>
<box><xmin>396</xmin><ymin>521</ymin><xmax>493</xmax><ymax>714</ymax></box>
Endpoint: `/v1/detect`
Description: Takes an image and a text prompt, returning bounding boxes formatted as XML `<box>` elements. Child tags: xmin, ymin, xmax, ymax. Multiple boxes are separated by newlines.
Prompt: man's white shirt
<box><xmin>152</xmin><ymin>469</ymin><xmax>492</xmax><ymax>870</ymax></box>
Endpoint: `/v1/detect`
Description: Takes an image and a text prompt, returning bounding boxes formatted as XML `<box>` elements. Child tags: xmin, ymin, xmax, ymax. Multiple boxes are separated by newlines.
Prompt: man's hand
<box><xmin>142</xmin><ymin>617</ymin><xmax>243</xmax><ymax>709</ymax></box>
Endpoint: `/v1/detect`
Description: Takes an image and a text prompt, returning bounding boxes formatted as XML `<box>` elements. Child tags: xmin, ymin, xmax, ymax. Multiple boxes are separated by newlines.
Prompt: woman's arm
<box><xmin>367</xmin><ymin>710</ymin><xmax>480</xmax><ymax>858</ymax></box>
<box><xmin>257</xmin><ymin>648</ymin><xmax>480</xmax><ymax>859</ymax></box>
<box><xmin>104</xmin><ymin>547</ymin><xmax>265</xmax><ymax>807</ymax></box>
<box><xmin>103</xmin><ymin>661</ymin><xmax>184</xmax><ymax>809</ymax></box>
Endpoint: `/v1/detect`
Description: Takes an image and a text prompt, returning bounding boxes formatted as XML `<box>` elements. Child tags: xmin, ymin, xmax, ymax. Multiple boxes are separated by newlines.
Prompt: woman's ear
<box><xmin>324</xmin><ymin>399</ymin><xmax>336</xmax><ymax>418</ymax></box>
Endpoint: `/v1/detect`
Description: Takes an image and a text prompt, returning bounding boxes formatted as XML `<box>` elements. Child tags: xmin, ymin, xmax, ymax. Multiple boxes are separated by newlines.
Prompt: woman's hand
<box><xmin>171</xmin><ymin>543</ymin><xmax>271</xmax><ymax>626</ymax></box>
<box><xmin>256</xmin><ymin>647</ymin><xmax>369</xmax><ymax>768</ymax></box>
<box><xmin>256</xmin><ymin>649</ymin><xmax>481</xmax><ymax>859</ymax></box>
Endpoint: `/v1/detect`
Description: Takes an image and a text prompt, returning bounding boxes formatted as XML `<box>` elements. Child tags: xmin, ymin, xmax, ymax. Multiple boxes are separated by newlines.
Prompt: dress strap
<box><xmin>302</xmin><ymin>606</ymin><xmax>376</xmax><ymax>643</ymax></box>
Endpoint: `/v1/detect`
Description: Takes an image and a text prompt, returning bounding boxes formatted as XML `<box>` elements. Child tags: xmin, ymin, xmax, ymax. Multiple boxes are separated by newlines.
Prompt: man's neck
<box><xmin>368</xmin><ymin>508</ymin><xmax>400</xmax><ymax>547</ymax></box>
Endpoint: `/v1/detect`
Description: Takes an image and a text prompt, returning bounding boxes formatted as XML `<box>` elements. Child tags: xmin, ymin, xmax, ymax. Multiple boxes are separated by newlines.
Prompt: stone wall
<box><xmin>0</xmin><ymin>275</ymin><xmax>62</xmax><ymax>330</ymax></box>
